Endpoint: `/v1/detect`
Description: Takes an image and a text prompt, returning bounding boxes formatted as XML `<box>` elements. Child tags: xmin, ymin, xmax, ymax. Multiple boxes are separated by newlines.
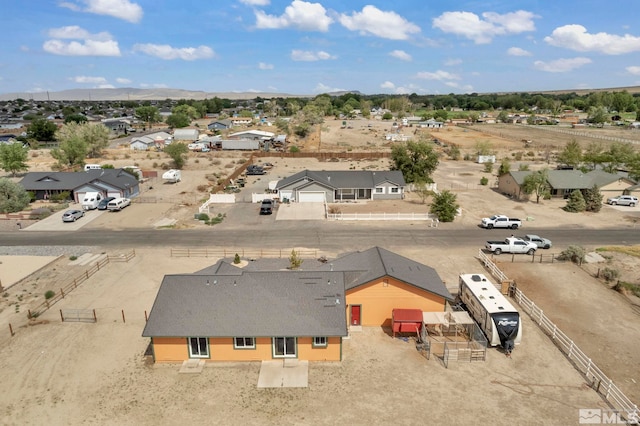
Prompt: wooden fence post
<box><xmin>144</xmin><ymin>310</ymin><xmax>148</xmax><ymax>322</ymax></box>
<box><xmin>60</xmin><ymin>288</ymin><xmax>65</xmax><ymax>298</ymax></box>
<box><xmin>28</xmin><ymin>309</ymin><xmax>32</xmax><ymax>319</ymax></box>
<box><xmin>9</xmin><ymin>323</ymin><xmax>14</xmax><ymax>336</ymax></box>
<box><xmin>122</xmin><ymin>309</ymin><xmax>126</xmax><ymax>323</ymax></box>
<box><xmin>60</xmin><ymin>310</ymin><xmax>64</xmax><ymax>322</ymax></box>
<box><xmin>93</xmin><ymin>309</ymin><xmax>97</xmax><ymax>322</ymax></box>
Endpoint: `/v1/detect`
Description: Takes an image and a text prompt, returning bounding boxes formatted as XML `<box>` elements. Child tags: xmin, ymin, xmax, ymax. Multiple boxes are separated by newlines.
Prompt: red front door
<box><xmin>351</xmin><ymin>305</ymin><xmax>361</xmax><ymax>326</ymax></box>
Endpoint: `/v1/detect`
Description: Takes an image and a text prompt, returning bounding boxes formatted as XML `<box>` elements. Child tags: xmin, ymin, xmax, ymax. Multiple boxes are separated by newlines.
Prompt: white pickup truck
<box><xmin>485</xmin><ymin>237</ymin><xmax>537</xmax><ymax>255</ymax></box>
<box><xmin>480</xmin><ymin>214</ymin><xmax>522</xmax><ymax>229</ymax></box>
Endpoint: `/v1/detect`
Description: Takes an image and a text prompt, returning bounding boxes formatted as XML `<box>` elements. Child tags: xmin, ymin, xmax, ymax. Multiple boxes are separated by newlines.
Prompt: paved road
<box><xmin>1</xmin><ymin>225</ymin><xmax>638</xmax><ymax>251</ymax></box>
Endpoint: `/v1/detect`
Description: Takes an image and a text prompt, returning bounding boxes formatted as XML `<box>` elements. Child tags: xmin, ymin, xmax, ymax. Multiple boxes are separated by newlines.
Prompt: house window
<box><xmin>390</xmin><ymin>187</ymin><xmax>399</xmax><ymax>194</ymax></box>
<box><xmin>313</xmin><ymin>337</ymin><xmax>327</xmax><ymax>348</ymax></box>
<box><xmin>188</xmin><ymin>337</ymin><xmax>209</xmax><ymax>358</ymax></box>
<box><xmin>234</xmin><ymin>337</ymin><xmax>255</xmax><ymax>349</ymax></box>
<box><xmin>375</xmin><ymin>187</ymin><xmax>384</xmax><ymax>194</ymax></box>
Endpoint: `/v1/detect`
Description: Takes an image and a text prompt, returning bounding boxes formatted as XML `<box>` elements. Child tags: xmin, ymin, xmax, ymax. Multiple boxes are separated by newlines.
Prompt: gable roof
<box><xmin>507</xmin><ymin>169</ymin><xmax>632</xmax><ymax>189</ymax></box>
<box><xmin>276</xmin><ymin>170</ymin><xmax>406</xmax><ymax>191</ymax></box>
<box><xmin>19</xmin><ymin>169</ymin><xmax>138</xmax><ymax>191</ymax></box>
<box><xmin>316</xmin><ymin>246</ymin><xmax>452</xmax><ymax>301</ymax></box>
<box><xmin>142</xmin><ymin>270</ymin><xmax>347</xmax><ymax>338</ymax></box>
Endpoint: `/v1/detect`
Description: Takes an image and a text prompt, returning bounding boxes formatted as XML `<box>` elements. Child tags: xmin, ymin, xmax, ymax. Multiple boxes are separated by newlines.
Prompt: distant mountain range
<box><xmin>0</xmin><ymin>86</ymin><xmax>638</xmax><ymax>102</ymax></box>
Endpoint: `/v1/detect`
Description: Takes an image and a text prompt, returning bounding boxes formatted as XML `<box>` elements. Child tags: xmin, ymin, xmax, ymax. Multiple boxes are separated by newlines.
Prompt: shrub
<box><xmin>328</xmin><ymin>206</ymin><xmax>341</xmax><ymax>214</ymax></box>
<box><xmin>197</xmin><ymin>184</ymin><xmax>209</xmax><ymax>192</ymax></box>
<box><xmin>234</xmin><ymin>253</ymin><xmax>241</xmax><ymax>264</ymax></box>
<box><xmin>557</xmin><ymin>245</ymin><xmax>586</xmax><ymax>264</ymax></box>
<box><xmin>463</xmin><ymin>153</ymin><xmax>472</xmax><ymax>161</ymax></box>
<box><xmin>600</xmin><ymin>267</ymin><xmax>620</xmax><ymax>283</ymax></box>
<box><xmin>196</xmin><ymin>213</ymin><xmax>209</xmax><ymax>222</ymax></box>
<box><xmin>44</xmin><ymin>290</ymin><xmax>55</xmax><ymax>300</ymax></box>
<box><xmin>290</xmin><ymin>146</ymin><xmax>300</xmax><ymax>153</ymax></box>
<box><xmin>483</xmin><ymin>162</ymin><xmax>493</xmax><ymax>173</ymax></box>
<box><xmin>289</xmin><ymin>249</ymin><xmax>303</xmax><ymax>270</ymax></box>
<box><xmin>614</xmin><ymin>281</ymin><xmax>640</xmax><ymax>298</ymax></box>
<box><xmin>29</xmin><ymin>207</ymin><xmax>52</xmax><ymax>220</ymax></box>
<box><xmin>69</xmin><ymin>255</ymin><xmax>77</xmax><ymax>261</ymax></box>
<box><xmin>211</xmin><ymin>159</ymin><xmax>221</xmax><ymax>166</ymax></box>
<box><xmin>480</xmin><ymin>176</ymin><xmax>489</xmax><ymax>185</ymax></box>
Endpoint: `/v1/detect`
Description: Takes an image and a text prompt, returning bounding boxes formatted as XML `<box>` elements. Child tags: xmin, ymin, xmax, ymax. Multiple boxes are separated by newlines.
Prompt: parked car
<box><xmin>522</xmin><ymin>234</ymin><xmax>552</xmax><ymax>249</ymax></box>
<box><xmin>62</xmin><ymin>209</ymin><xmax>85</xmax><ymax>222</ymax></box>
<box><xmin>485</xmin><ymin>237</ymin><xmax>537</xmax><ymax>255</ymax></box>
<box><xmin>246</xmin><ymin>165</ymin><xmax>266</xmax><ymax>175</ymax></box>
<box><xmin>607</xmin><ymin>195</ymin><xmax>638</xmax><ymax>206</ymax></box>
<box><xmin>107</xmin><ymin>197</ymin><xmax>131</xmax><ymax>211</ymax></box>
<box><xmin>480</xmin><ymin>214</ymin><xmax>522</xmax><ymax>229</ymax></box>
<box><xmin>97</xmin><ymin>196</ymin><xmax>116</xmax><ymax>210</ymax></box>
<box><xmin>260</xmin><ymin>199</ymin><xmax>274</xmax><ymax>215</ymax></box>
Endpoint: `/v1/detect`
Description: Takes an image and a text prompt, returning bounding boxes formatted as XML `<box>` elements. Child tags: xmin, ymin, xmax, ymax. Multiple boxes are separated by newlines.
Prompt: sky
<box><xmin>2</xmin><ymin>0</ymin><xmax>640</xmax><ymax>97</ymax></box>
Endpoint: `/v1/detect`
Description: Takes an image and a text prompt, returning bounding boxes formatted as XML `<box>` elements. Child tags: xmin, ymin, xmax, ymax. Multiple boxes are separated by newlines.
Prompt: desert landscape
<box><xmin>0</xmin><ymin>118</ymin><xmax>639</xmax><ymax>425</ymax></box>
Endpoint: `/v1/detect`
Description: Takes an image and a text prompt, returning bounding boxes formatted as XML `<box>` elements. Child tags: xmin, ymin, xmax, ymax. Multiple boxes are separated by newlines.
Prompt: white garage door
<box><xmin>298</xmin><ymin>192</ymin><xmax>326</xmax><ymax>202</ymax></box>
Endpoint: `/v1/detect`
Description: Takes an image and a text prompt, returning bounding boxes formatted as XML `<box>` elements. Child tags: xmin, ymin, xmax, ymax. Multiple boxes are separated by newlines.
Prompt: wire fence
<box><xmin>478</xmin><ymin>249</ymin><xmax>638</xmax><ymax>421</ymax></box>
<box><xmin>170</xmin><ymin>248</ymin><xmax>319</xmax><ymax>259</ymax></box>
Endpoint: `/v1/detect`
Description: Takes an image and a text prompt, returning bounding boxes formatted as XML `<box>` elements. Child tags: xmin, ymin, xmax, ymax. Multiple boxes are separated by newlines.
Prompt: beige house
<box><xmin>498</xmin><ymin>170</ymin><xmax>636</xmax><ymax>200</ymax></box>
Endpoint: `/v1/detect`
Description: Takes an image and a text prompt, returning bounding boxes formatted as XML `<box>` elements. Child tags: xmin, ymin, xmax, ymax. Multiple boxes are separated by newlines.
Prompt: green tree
<box><xmin>475</xmin><ymin>140</ymin><xmax>494</xmax><ymax>155</ymax></box>
<box><xmin>164</xmin><ymin>142</ymin><xmax>189</xmax><ymax>169</ymax></box>
<box><xmin>51</xmin><ymin>124</ymin><xmax>88</xmax><ymax>167</ymax></box>
<box><xmin>64</xmin><ymin>114</ymin><xmax>88</xmax><ymax>124</ymax></box>
<box><xmin>26</xmin><ymin>118</ymin><xmax>57</xmax><ymax>141</ymax></box>
<box><xmin>556</xmin><ymin>139</ymin><xmax>582</xmax><ymax>169</ymax></box>
<box><xmin>172</xmin><ymin>104</ymin><xmax>200</xmax><ymax>120</ymax></box>
<box><xmin>429</xmin><ymin>190</ymin><xmax>458</xmax><ymax>222</ymax></box>
<box><xmin>564</xmin><ymin>189</ymin><xmax>586</xmax><ymax>212</ymax></box>
<box><xmin>413</xmin><ymin>181</ymin><xmax>433</xmax><ymax>204</ymax></box>
<box><xmin>497</xmin><ymin>158</ymin><xmax>510</xmax><ymax>176</ymax></box>
<box><xmin>81</xmin><ymin>123</ymin><xmax>110</xmax><ymax>158</ymax></box>
<box><xmin>166</xmin><ymin>113</ymin><xmax>190</xmax><ymax>128</ymax></box>
<box><xmin>0</xmin><ymin>178</ymin><xmax>31</xmax><ymax>213</ymax></box>
<box><xmin>583</xmin><ymin>142</ymin><xmax>604</xmax><ymax>170</ymax></box>
<box><xmin>583</xmin><ymin>185</ymin><xmax>603</xmax><ymax>212</ymax></box>
<box><xmin>135</xmin><ymin>106</ymin><xmax>161</xmax><ymax>129</ymax></box>
<box><xmin>391</xmin><ymin>140</ymin><xmax>439</xmax><ymax>184</ymax></box>
<box><xmin>289</xmin><ymin>249</ymin><xmax>303</xmax><ymax>270</ymax></box>
<box><xmin>587</xmin><ymin>106</ymin><xmax>608</xmax><ymax>125</ymax></box>
<box><xmin>600</xmin><ymin>142</ymin><xmax>634</xmax><ymax>173</ymax></box>
<box><xmin>522</xmin><ymin>169</ymin><xmax>550</xmax><ymax>203</ymax></box>
<box><xmin>0</xmin><ymin>143</ymin><xmax>29</xmax><ymax>176</ymax></box>
<box><xmin>496</xmin><ymin>110</ymin><xmax>509</xmax><ymax>123</ymax></box>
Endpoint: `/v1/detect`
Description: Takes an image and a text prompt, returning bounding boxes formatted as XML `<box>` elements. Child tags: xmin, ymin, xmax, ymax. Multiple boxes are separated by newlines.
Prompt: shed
<box><xmin>391</xmin><ymin>308</ymin><xmax>423</xmax><ymax>337</ymax></box>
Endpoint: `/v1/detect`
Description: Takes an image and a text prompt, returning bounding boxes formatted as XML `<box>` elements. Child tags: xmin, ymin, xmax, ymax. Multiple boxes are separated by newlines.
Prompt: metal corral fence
<box><xmin>26</xmin><ymin>250</ymin><xmax>136</xmax><ymax>319</ymax></box>
<box><xmin>170</xmin><ymin>248</ymin><xmax>319</xmax><ymax>259</ymax></box>
<box><xmin>484</xmin><ymin>251</ymin><xmax>562</xmax><ymax>264</ymax></box>
<box><xmin>478</xmin><ymin>249</ymin><xmax>639</xmax><ymax>420</ymax></box>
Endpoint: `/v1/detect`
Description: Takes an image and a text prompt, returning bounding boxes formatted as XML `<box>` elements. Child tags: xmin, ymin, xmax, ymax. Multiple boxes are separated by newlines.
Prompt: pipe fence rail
<box><xmin>170</xmin><ymin>248</ymin><xmax>319</xmax><ymax>259</ymax></box>
<box><xmin>478</xmin><ymin>249</ymin><xmax>638</xmax><ymax>420</ymax></box>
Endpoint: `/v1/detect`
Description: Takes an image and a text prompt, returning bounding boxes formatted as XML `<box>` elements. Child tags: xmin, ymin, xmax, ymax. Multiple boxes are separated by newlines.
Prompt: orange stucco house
<box><xmin>142</xmin><ymin>247</ymin><xmax>452</xmax><ymax>363</ymax></box>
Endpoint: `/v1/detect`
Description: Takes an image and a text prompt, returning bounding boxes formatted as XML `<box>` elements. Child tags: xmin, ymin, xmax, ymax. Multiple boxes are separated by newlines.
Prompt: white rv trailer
<box><xmin>458</xmin><ymin>273</ymin><xmax>522</xmax><ymax>351</ymax></box>
<box><xmin>162</xmin><ymin>169</ymin><xmax>181</xmax><ymax>183</ymax></box>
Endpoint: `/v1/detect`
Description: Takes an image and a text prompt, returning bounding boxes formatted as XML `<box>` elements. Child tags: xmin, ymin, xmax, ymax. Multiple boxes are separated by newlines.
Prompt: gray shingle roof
<box><xmin>276</xmin><ymin>170</ymin><xmax>406</xmax><ymax>190</ymax></box>
<box><xmin>142</xmin><ymin>271</ymin><xmax>347</xmax><ymax>338</ymax></box>
<box><xmin>19</xmin><ymin>168</ymin><xmax>138</xmax><ymax>191</ymax></box>
<box><xmin>316</xmin><ymin>247</ymin><xmax>453</xmax><ymax>301</ymax></box>
<box><xmin>508</xmin><ymin>169</ymin><xmax>632</xmax><ymax>190</ymax></box>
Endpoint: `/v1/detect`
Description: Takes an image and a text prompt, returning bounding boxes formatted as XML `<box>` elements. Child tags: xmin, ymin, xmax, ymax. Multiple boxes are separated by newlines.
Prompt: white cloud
<box><xmin>116</xmin><ymin>77</ymin><xmax>132</xmax><ymax>84</ymax></box>
<box><xmin>133</xmin><ymin>44</ymin><xmax>215</xmax><ymax>60</ymax></box>
<box><xmin>73</xmin><ymin>76</ymin><xmax>108</xmax><ymax>84</ymax></box>
<box><xmin>444</xmin><ymin>58</ymin><xmax>462</xmax><ymax>66</ymax></box>
<box><xmin>239</xmin><ymin>0</ymin><xmax>269</xmax><ymax>5</ymax></box>
<box><xmin>389</xmin><ymin>50</ymin><xmax>412</xmax><ymax>61</ymax></box>
<box><xmin>258</xmin><ymin>62</ymin><xmax>274</xmax><ymax>70</ymax></box>
<box><xmin>139</xmin><ymin>83</ymin><xmax>168</xmax><ymax>88</ymax></box>
<box><xmin>433</xmin><ymin>10</ymin><xmax>536</xmax><ymax>44</ymax></box>
<box><xmin>380</xmin><ymin>81</ymin><xmax>396</xmax><ymax>89</ymax></box>
<box><xmin>415</xmin><ymin>70</ymin><xmax>460</xmax><ymax>81</ymax></box>
<box><xmin>290</xmin><ymin>50</ymin><xmax>335</xmax><ymax>61</ymax></box>
<box><xmin>339</xmin><ymin>5</ymin><xmax>420</xmax><ymax>40</ymax></box>
<box><xmin>255</xmin><ymin>0</ymin><xmax>332</xmax><ymax>31</ymax></box>
<box><xmin>626</xmin><ymin>66</ymin><xmax>640</xmax><ymax>75</ymax></box>
<box><xmin>507</xmin><ymin>47</ymin><xmax>532</xmax><ymax>56</ymax></box>
<box><xmin>544</xmin><ymin>25</ymin><xmax>640</xmax><ymax>55</ymax></box>
<box><xmin>48</xmin><ymin>26</ymin><xmax>112</xmax><ymax>41</ymax></box>
<box><xmin>43</xmin><ymin>39</ymin><xmax>121</xmax><ymax>56</ymax></box>
<box><xmin>444</xmin><ymin>82</ymin><xmax>474</xmax><ymax>92</ymax></box>
<box><xmin>533</xmin><ymin>57</ymin><xmax>592</xmax><ymax>72</ymax></box>
<box><xmin>314</xmin><ymin>83</ymin><xmax>346</xmax><ymax>93</ymax></box>
<box><xmin>60</xmin><ymin>0</ymin><xmax>143</xmax><ymax>23</ymax></box>
<box><xmin>97</xmin><ymin>84</ymin><xmax>115</xmax><ymax>88</ymax></box>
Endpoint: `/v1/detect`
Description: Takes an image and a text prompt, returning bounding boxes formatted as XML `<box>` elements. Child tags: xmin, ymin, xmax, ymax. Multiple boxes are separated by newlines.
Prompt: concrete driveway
<box><xmin>23</xmin><ymin>204</ymin><xmax>105</xmax><ymax>231</ymax></box>
<box><xmin>276</xmin><ymin>202</ymin><xmax>325</xmax><ymax>220</ymax></box>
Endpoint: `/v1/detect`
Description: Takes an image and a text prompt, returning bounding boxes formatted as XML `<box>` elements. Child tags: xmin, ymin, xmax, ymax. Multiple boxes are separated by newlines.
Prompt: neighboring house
<box><xmin>20</xmin><ymin>168</ymin><xmax>140</xmax><ymax>202</ymax></box>
<box><xmin>229</xmin><ymin>130</ymin><xmax>274</xmax><ymax>140</ymax></box>
<box><xmin>142</xmin><ymin>247</ymin><xmax>451</xmax><ymax>363</ymax></box>
<box><xmin>173</xmin><ymin>128</ymin><xmax>199</xmax><ymax>142</ymax></box>
<box><xmin>498</xmin><ymin>170</ymin><xmax>636</xmax><ymax>200</ymax></box>
<box><xmin>129</xmin><ymin>132</ymin><xmax>172</xmax><ymax>151</ymax></box>
<box><xmin>418</xmin><ymin>119</ymin><xmax>444</xmax><ymax>129</ymax></box>
<box><xmin>207</xmin><ymin>120</ymin><xmax>232</xmax><ymax>131</ymax></box>
<box><xmin>229</xmin><ymin>117</ymin><xmax>253</xmax><ymax>126</ymax></box>
<box><xmin>102</xmin><ymin>119</ymin><xmax>129</xmax><ymax>133</ymax></box>
<box><xmin>276</xmin><ymin>170</ymin><xmax>406</xmax><ymax>203</ymax></box>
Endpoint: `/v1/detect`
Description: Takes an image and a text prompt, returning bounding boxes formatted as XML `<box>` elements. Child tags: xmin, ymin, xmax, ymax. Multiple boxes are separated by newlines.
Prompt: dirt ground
<box><xmin>1</xmin><ymin>119</ymin><xmax>640</xmax><ymax>424</ymax></box>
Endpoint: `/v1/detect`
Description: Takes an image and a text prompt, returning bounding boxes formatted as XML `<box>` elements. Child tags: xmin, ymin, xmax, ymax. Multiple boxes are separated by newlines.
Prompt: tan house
<box><xmin>142</xmin><ymin>247</ymin><xmax>452</xmax><ymax>363</ymax></box>
<box><xmin>498</xmin><ymin>170</ymin><xmax>636</xmax><ymax>200</ymax></box>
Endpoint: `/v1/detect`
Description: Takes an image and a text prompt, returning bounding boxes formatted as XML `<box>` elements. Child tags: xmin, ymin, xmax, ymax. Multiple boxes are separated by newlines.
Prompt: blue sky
<box><xmin>2</xmin><ymin>0</ymin><xmax>640</xmax><ymax>96</ymax></box>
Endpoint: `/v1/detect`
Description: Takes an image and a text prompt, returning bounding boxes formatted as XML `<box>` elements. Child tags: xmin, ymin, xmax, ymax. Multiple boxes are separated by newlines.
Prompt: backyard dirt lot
<box><xmin>1</xmin><ymin>119</ymin><xmax>640</xmax><ymax>424</ymax></box>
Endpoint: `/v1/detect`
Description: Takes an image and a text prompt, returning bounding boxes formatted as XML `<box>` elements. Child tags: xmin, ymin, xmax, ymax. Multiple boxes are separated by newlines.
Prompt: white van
<box><xmin>81</xmin><ymin>192</ymin><xmax>103</xmax><ymax>210</ymax></box>
<box><xmin>107</xmin><ymin>197</ymin><xmax>131</xmax><ymax>211</ymax></box>
<box><xmin>84</xmin><ymin>164</ymin><xmax>102</xmax><ymax>171</ymax></box>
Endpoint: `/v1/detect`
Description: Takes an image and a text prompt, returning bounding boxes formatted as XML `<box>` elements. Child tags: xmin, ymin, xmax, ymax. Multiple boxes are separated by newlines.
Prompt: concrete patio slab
<box><xmin>257</xmin><ymin>360</ymin><xmax>309</xmax><ymax>388</ymax></box>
